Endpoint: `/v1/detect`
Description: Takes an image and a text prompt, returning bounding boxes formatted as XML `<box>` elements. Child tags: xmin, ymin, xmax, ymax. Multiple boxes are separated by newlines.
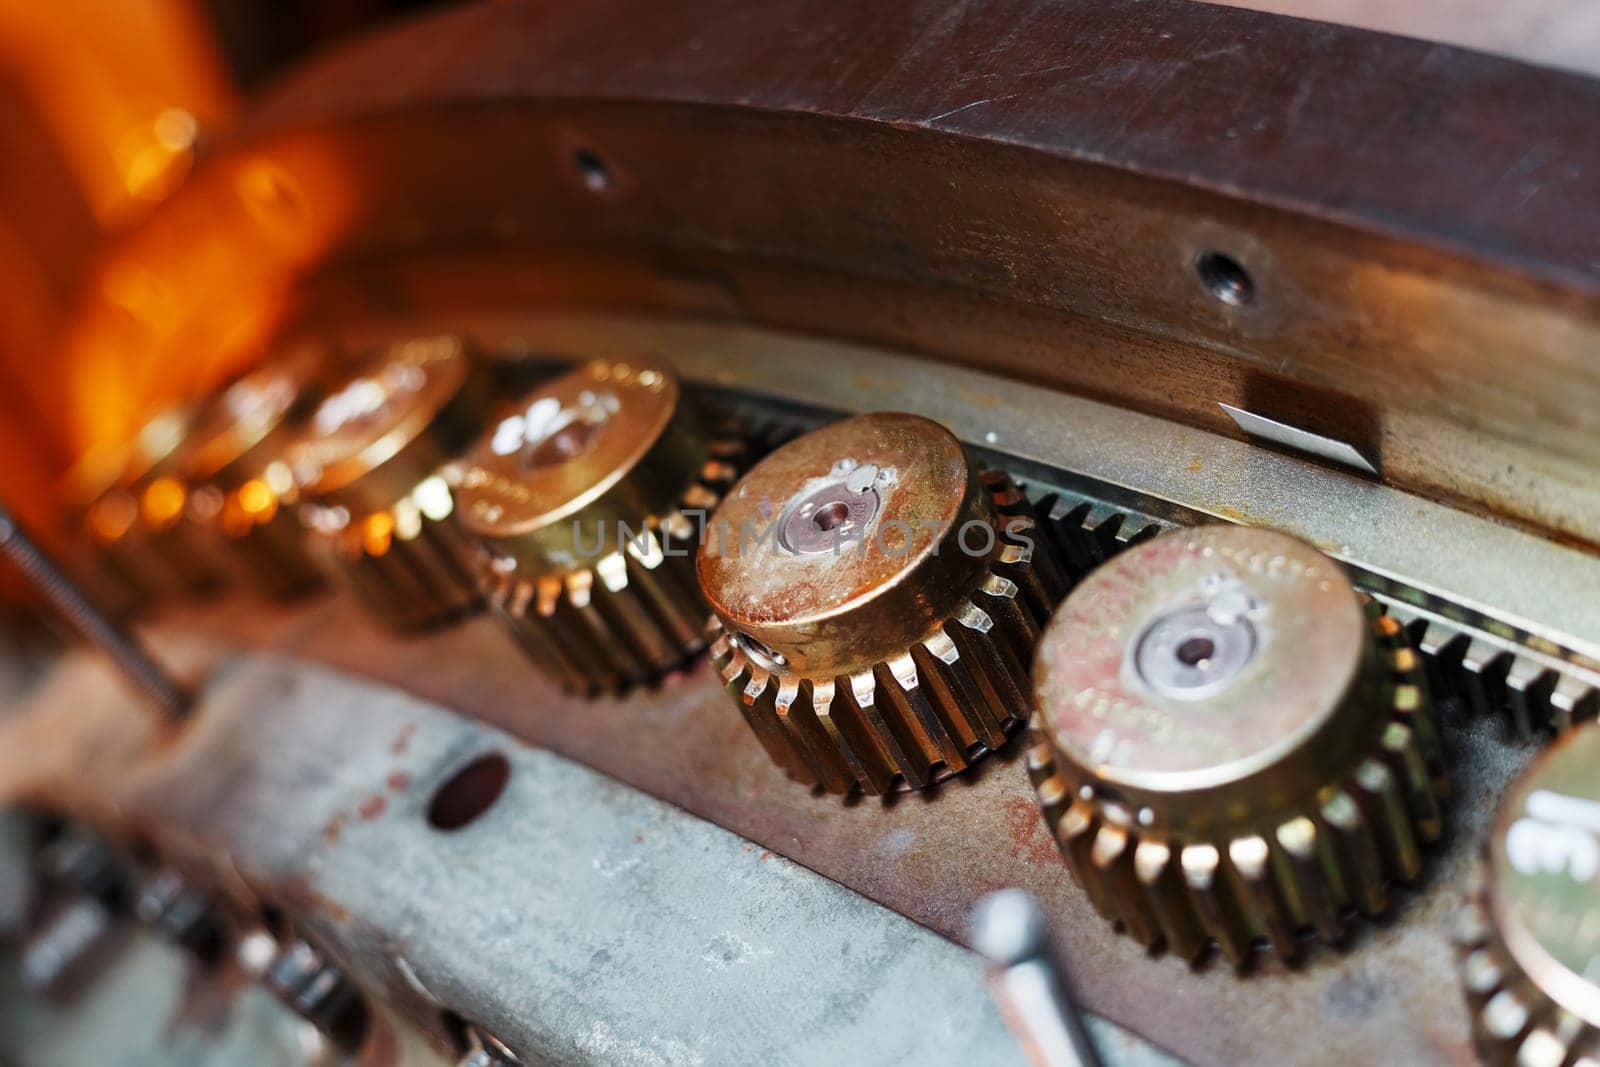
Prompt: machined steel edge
<box><xmin>314</xmin><ymin>310</ymin><xmax>1600</xmax><ymax>736</ymax></box>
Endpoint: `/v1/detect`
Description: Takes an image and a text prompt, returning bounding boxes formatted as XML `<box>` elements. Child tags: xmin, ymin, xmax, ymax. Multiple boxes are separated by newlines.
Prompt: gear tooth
<box><xmin>1551</xmin><ymin>674</ymin><xmax>1600</xmax><ymax>731</ymax></box>
<box><xmin>1317</xmin><ymin>789</ymin><xmax>1389</xmax><ymax>916</ymax></box>
<box><xmin>1461</xmin><ymin>945</ymin><xmax>1503</xmax><ymax>998</ymax></box>
<box><xmin>1460</xmin><ymin>637</ymin><xmax>1514</xmax><ymax>719</ymax></box>
<box><xmin>1483</xmin><ymin>988</ymin><xmax>1533</xmax><ymax>1043</ymax></box>
<box><xmin>625</xmin><ymin>531</ymin><xmax>708</xmax><ymax>647</ymax></box>
<box><xmin>315</xmin><ymin>510</ymin><xmax>482</xmax><ymax>630</ymax></box>
<box><xmin>928</xmin><ymin>617</ymin><xmax>1011</xmax><ymax>748</ymax></box>
<box><xmin>813</xmin><ymin>678</ymin><xmax>894</xmax><ymax>795</ymax></box>
<box><xmin>1520</xmin><ymin>1026</ymin><xmax>1579</xmax><ymax>1067</ymax></box>
<box><xmin>1505</xmin><ymin>658</ymin><xmax>1558</xmax><ymax>736</ymax></box>
<box><xmin>1133</xmin><ymin>838</ymin><xmax>1207</xmax><ymax>961</ymax></box>
<box><xmin>1089</xmin><ymin>823</ymin><xmax>1161</xmax><ymax>948</ymax></box>
<box><xmin>911</xmin><ymin>633</ymin><xmax>986</xmax><ymax>754</ymax></box>
<box><xmin>874</xmin><ymin>653</ymin><xmax>966</xmax><ymax>779</ymax></box>
<box><xmin>1227</xmin><ymin>834</ymin><xmax>1300</xmax><ymax>962</ymax></box>
<box><xmin>1350</xmin><ymin>756</ymin><xmax>1424</xmax><ymax>882</ymax></box>
<box><xmin>848</xmin><ymin>667</ymin><xmax>930</xmax><ymax>789</ymax></box>
<box><xmin>1274</xmin><ymin>815</ymin><xmax>1346</xmax><ymax>947</ymax></box>
<box><xmin>780</xmin><ymin>678</ymin><xmax>858</xmax><ymax>793</ymax></box>
<box><xmin>889</xmin><ymin>652</ymin><xmax>960</xmax><ymax>777</ymax></box>
<box><xmin>728</xmin><ymin>660</ymin><xmax>809</xmax><ymax>782</ymax></box>
<box><xmin>1033</xmin><ymin>767</ymin><xmax>1072</xmax><ymax>827</ymax></box>
<box><xmin>1414</xmin><ymin>619</ymin><xmax>1472</xmax><ymax>703</ymax></box>
<box><xmin>1051</xmin><ymin>798</ymin><xmax>1108</xmax><ymax>912</ymax></box>
<box><xmin>1377</xmin><ymin>721</ymin><xmax>1445</xmax><ymax>845</ymax></box>
<box><xmin>1450</xmin><ymin>898</ymin><xmax>1492</xmax><ymax>951</ymax></box>
<box><xmin>1180</xmin><ymin>843</ymin><xmax>1253</xmax><ymax>964</ymax></box>
<box><xmin>948</xmin><ymin>594</ymin><xmax>1033</xmax><ymax>735</ymax></box>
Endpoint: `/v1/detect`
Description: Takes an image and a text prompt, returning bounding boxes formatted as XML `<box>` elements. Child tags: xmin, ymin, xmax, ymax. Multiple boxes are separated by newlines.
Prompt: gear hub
<box><xmin>699</xmin><ymin>412</ymin><xmax>1065</xmax><ymax>795</ymax></box>
<box><xmin>1028</xmin><ymin>524</ymin><xmax>1447</xmax><ymax>963</ymax></box>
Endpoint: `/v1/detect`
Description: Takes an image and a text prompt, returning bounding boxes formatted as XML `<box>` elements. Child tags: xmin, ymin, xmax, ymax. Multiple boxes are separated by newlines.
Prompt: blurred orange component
<box><xmin>0</xmin><ymin>1</ymin><xmax>237</xmax><ymax>556</ymax></box>
<box><xmin>140</xmin><ymin>476</ymin><xmax>188</xmax><ymax>528</ymax></box>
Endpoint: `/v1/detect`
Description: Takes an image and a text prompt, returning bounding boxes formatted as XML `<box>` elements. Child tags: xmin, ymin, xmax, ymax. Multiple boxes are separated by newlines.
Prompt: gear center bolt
<box><xmin>1132</xmin><ymin>576</ymin><xmax>1263</xmax><ymax>703</ymax></box>
<box><xmin>775</xmin><ymin>458</ymin><xmax>893</xmax><ymax>555</ymax></box>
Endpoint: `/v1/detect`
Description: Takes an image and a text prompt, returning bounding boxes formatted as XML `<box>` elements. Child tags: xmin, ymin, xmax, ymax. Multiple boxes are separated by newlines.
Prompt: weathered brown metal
<box><xmin>701</xmin><ymin>413</ymin><xmax>1064</xmax><ymax>794</ymax></box>
<box><xmin>131</xmin><ymin>586</ymin><xmax>1521</xmax><ymax>1066</ymax></box>
<box><xmin>65</xmin><ymin>0</ymin><xmax>1600</xmax><ymax>542</ymax></box>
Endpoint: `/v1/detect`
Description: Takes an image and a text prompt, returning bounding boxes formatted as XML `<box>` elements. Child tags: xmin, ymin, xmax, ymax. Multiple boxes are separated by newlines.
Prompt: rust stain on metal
<box><xmin>1002</xmin><ymin>796</ymin><xmax>1060</xmax><ymax>865</ymax></box>
<box><xmin>357</xmin><ymin>794</ymin><xmax>388</xmax><ymax>821</ymax></box>
<box><xmin>390</xmin><ymin>722</ymin><xmax>416</xmax><ymax>756</ymax></box>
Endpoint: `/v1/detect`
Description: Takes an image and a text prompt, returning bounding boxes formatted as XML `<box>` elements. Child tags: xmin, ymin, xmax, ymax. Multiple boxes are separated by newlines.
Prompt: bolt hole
<box><xmin>572</xmin><ymin>147</ymin><xmax>613</xmax><ymax>194</ymax></box>
<box><xmin>1195</xmin><ymin>250</ymin><xmax>1254</xmax><ymax>307</ymax></box>
<box><xmin>1176</xmin><ymin>636</ymin><xmax>1216</xmax><ymax>666</ymax></box>
<box><xmin>427</xmin><ymin>753</ymin><xmax>510</xmax><ymax>832</ymax></box>
<box><xmin>811</xmin><ymin>501</ymin><xmax>851</xmax><ymax>533</ymax></box>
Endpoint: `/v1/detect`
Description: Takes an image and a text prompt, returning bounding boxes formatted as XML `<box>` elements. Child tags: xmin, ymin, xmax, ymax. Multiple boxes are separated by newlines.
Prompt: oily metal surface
<box><xmin>134</xmin><ymin>586</ymin><xmax>1530</xmax><ymax>1066</ymax></box>
<box><xmin>62</xmin><ymin>0</ymin><xmax>1600</xmax><ymax>545</ymax></box>
<box><xmin>0</xmin><ymin>649</ymin><xmax>1081</xmax><ymax>1067</ymax></box>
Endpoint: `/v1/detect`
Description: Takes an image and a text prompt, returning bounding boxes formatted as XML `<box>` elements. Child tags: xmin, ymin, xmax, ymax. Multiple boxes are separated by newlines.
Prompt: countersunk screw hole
<box><xmin>812</xmin><ymin>501</ymin><xmax>851</xmax><ymax>532</ymax></box>
<box><xmin>572</xmin><ymin>147</ymin><xmax>613</xmax><ymax>193</ymax></box>
<box><xmin>1196</xmin><ymin>250</ymin><xmax>1254</xmax><ymax>307</ymax></box>
<box><xmin>427</xmin><ymin>752</ymin><xmax>511</xmax><ymax>831</ymax></box>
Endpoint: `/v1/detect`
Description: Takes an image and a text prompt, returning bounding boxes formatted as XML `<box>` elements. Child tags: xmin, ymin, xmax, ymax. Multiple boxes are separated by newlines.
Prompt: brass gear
<box><xmin>1454</xmin><ymin>724</ymin><xmax>1600</xmax><ymax>1066</ymax></box>
<box><xmin>78</xmin><ymin>408</ymin><xmax>235</xmax><ymax>603</ymax></box>
<box><xmin>700</xmin><ymin>413</ymin><xmax>1067</xmax><ymax>795</ymax></box>
<box><xmin>1029</xmin><ymin>525</ymin><xmax>1446</xmax><ymax>963</ymax></box>
<box><xmin>454</xmin><ymin>358</ymin><xmax>739</xmax><ymax>695</ymax></box>
<box><xmin>173</xmin><ymin>350</ymin><xmax>328</xmax><ymax>600</ymax></box>
<box><xmin>287</xmin><ymin>334</ymin><xmax>492</xmax><ymax>631</ymax></box>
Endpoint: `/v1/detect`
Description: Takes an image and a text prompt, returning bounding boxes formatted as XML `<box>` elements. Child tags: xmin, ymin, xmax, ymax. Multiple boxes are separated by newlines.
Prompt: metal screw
<box><xmin>970</xmin><ymin>889</ymin><xmax>1103</xmax><ymax>1067</ymax></box>
<box><xmin>0</xmin><ymin>503</ymin><xmax>188</xmax><ymax>721</ymax></box>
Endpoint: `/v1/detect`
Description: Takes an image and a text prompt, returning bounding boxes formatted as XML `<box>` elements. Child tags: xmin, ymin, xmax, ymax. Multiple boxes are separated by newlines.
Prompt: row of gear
<box><xmin>63</xmin><ymin>338</ymin><xmax>1597</xmax><ymax>1018</ymax></box>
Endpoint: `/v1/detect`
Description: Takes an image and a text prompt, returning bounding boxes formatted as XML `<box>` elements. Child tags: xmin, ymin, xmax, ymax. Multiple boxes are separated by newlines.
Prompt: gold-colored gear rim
<box><xmin>711</xmin><ymin>468</ymin><xmax>1066</xmax><ymax>795</ymax></box>
<box><xmin>1030</xmin><ymin>605</ymin><xmax>1443</xmax><ymax>963</ymax></box>
<box><xmin>457</xmin><ymin>359</ymin><xmax>739</xmax><ymax>694</ymax></box>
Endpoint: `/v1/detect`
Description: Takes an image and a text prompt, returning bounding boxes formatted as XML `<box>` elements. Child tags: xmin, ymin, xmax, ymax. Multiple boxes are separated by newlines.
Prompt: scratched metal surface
<box><xmin>0</xmin><ymin>650</ymin><xmax>1178</xmax><ymax>1067</ymax></box>
<box><xmin>118</xmin><ymin>584</ymin><xmax>1534</xmax><ymax>1067</ymax></box>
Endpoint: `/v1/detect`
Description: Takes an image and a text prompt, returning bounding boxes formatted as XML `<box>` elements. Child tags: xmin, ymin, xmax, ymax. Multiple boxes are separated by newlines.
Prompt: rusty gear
<box><xmin>288</xmin><ymin>335</ymin><xmax>491</xmax><ymax>631</ymax></box>
<box><xmin>456</xmin><ymin>358</ymin><xmax>738</xmax><ymax>695</ymax></box>
<box><xmin>1029</xmin><ymin>525</ymin><xmax>1447</xmax><ymax>963</ymax></box>
<box><xmin>700</xmin><ymin>412</ymin><xmax>1066</xmax><ymax>795</ymax></box>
